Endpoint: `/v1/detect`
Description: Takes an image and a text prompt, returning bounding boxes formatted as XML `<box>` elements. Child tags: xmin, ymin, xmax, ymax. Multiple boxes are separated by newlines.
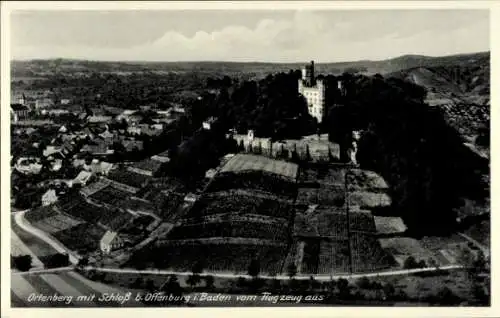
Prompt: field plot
<box><xmin>11</xmin><ymin>271</ymin><xmax>139</xmax><ymax>307</ymax></box>
<box><xmin>158</xmin><ymin>241</ymin><xmax>288</xmax><ymax>275</ymax></box>
<box><xmin>188</xmin><ymin>189</ymin><xmax>293</xmax><ymax>220</ymax></box>
<box><xmin>52</xmin><ymin>223</ymin><xmax>107</xmax><ymax>254</ymax></box>
<box><xmin>32</xmin><ymin>214</ymin><xmax>83</xmax><ymax>234</ymax></box>
<box><xmin>89</xmin><ymin>185</ymin><xmax>132</xmax><ymax>207</ymax></box>
<box><xmin>374</xmin><ymin>216</ymin><xmax>407</xmax><ymax>234</ymax></box>
<box><xmin>11</xmin><ymin>216</ymin><xmax>59</xmax><ymax>257</ymax></box>
<box><xmin>167</xmin><ymin>220</ymin><xmax>288</xmax><ymax>241</ymax></box>
<box><xmin>379</xmin><ymin>237</ymin><xmax>443</xmax><ymax>266</ymax></box>
<box><xmin>348</xmin><ymin>169</ymin><xmax>389</xmax><ymax>190</ymax></box>
<box><xmin>25</xmin><ymin>205</ymin><xmax>60</xmax><ymax>223</ymax></box>
<box><xmin>296</xmin><ymin>186</ymin><xmax>345</xmax><ymax>206</ymax></box>
<box><xmin>219</xmin><ymin>154</ymin><xmax>299</xmax><ymax>180</ymax></box>
<box><xmin>348</xmin><ymin>191</ymin><xmax>391</xmax><ymax>209</ymax></box>
<box><xmin>350</xmin><ymin>233</ymin><xmax>396</xmax><ymax>272</ymax></box>
<box><xmin>11</xmin><ymin>230</ymin><xmax>45</xmax><ymax>269</ymax></box>
<box><xmin>298</xmin><ymin>166</ymin><xmax>345</xmax><ymax>186</ymax></box>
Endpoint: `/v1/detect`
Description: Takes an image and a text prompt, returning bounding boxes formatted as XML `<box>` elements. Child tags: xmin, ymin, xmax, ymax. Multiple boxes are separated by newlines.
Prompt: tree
<box><xmin>428</xmin><ymin>258</ymin><xmax>440</xmax><ymax>270</ymax></box>
<box><xmin>131</xmin><ymin>276</ymin><xmax>144</xmax><ymax>289</ymax></box>
<box><xmin>77</xmin><ymin>256</ymin><xmax>89</xmax><ymax>268</ymax></box>
<box><xmin>336</xmin><ymin>278</ymin><xmax>351</xmax><ymax>299</ymax></box>
<box><xmin>287</xmin><ymin>263</ymin><xmax>298</xmax><ymax>279</ymax></box>
<box><xmin>383</xmin><ymin>283</ymin><xmax>396</xmax><ymax>299</ymax></box>
<box><xmin>473</xmin><ymin>251</ymin><xmax>487</xmax><ymax>274</ymax></box>
<box><xmin>145</xmin><ymin>279</ymin><xmax>156</xmax><ymax>292</ymax></box>
<box><xmin>308</xmin><ymin>276</ymin><xmax>320</xmax><ymax>291</ymax></box>
<box><xmin>160</xmin><ymin>275</ymin><xmax>184</xmax><ymax>306</ymax></box>
<box><xmin>204</xmin><ymin>275</ymin><xmax>215</xmax><ymax>289</ymax></box>
<box><xmin>11</xmin><ymin>255</ymin><xmax>32</xmax><ymax>272</ymax></box>
<box><xmin>403</xmin><ymin>256</ymin><xmax>420</xmax><ymax>269</ymax></box>
<box><xmin>457</xmin><ymin>248</ymin><xmax>475</xmax><ymax>276</ymax></box>
<box><xmin>45</xmin><ymin>253</ymin><xmax>70</xmax><ymax>268</ymax></box>
<box><xmin>186</xmin><ymin>274</ymin><xmax>201</xmax><ymax>289</ymax></box>
<box><xmin>248</xmin><ymin>259</ymin><xmax>260</xmax><ymax>278</ymax></box>
<box><xmin>236</xmin><ymin>276</ymin><xmax>247</xmax><ymax>289</ymax></box>
<box><xmin>192</xmin><ymin>261</ymin><xmax>204</xmax><ymax>275</ymax></box>
<box><xmin>434</xmin><ymin>286</ymin><xmax>461</xmax><ymax>305</ymax></box>
<box><xmin>355</xmin><ymin>276</ymin><xmax>372</xmax><ymax>289</ymax></box>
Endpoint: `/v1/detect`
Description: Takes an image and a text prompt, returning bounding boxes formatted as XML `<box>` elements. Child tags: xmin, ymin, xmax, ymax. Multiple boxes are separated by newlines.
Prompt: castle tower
<box><xmin>298</xmin><ymin>60</ymin><xmax>326</xmax><ymax>123</ymax></box>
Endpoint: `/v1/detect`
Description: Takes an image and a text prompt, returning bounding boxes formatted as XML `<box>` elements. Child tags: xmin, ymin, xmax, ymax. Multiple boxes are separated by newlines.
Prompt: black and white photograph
<box><xmin>1</xmin><ymin>1</ymin><xmax>494</xmax><ymax>313</ymax></box>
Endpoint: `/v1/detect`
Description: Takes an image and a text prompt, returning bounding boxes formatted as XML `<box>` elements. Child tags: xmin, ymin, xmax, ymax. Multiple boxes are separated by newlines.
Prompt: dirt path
<box><xmin>86</xmin><ymin>264</ymin><xmax>463</xmax><ymax>281</ymax></box>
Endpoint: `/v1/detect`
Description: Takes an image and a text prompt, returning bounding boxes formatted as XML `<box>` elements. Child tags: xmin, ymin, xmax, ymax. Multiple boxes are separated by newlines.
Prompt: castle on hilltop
<box><xmin>298</xmin><ymin>61</ymin><xmax>326</xmax><ymax>123</ymax></box>
<box><xmin>298</xmin><ymin>60</ymin><xmax>345</xmax><ymax>124</ymax></box>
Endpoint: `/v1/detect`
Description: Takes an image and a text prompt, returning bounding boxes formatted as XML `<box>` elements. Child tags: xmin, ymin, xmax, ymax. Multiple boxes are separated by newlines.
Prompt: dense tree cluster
<box><xmin>325</xmin><ymin>74</ymin><xmax>488</xmax><ymax>235</ymax></box>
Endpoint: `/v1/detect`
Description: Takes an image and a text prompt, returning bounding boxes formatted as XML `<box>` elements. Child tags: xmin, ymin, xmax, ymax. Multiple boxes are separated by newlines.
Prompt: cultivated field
<box><xmin>11</xmin><ymin>230</ymin><xmax>45</xmax><ymax>269</ymax></box>
<box><xmin>11</xmin><ymin>216</ymin><xmax>59</xmax><ymax>258</ymax></box>
<box><xmin>219</xmin><ymin>154</ymin><xmax>299</xmax><ymax>180</ymax></box>
<box><xmin>374</xmin><ymin>216</ymin><xmax>408</xmax><ymax>234</ymax></box>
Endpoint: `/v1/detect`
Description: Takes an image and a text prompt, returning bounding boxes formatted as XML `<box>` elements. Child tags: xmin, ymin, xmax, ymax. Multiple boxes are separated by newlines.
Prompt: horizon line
<box><xmin>10</xmin><ymin>50</ymin><xmax>490</xmax><ymax>65</ymax></box>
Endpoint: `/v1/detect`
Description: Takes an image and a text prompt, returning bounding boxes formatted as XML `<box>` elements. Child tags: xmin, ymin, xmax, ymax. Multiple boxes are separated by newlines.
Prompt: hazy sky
<box><xmin>10</xmin><ymin>10</ymin><xmax>490</xmax><ymax>62</ymax></box>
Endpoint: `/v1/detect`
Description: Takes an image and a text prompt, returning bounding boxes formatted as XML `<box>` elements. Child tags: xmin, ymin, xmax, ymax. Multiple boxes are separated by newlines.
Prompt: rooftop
<box><xmin>219</xmin><ymin>154</ymin><xmax>299</xmax><ymax>180</ymax></box>
<box><xmin>130</xmin><ymin>158</ymin><xmax>164</xmax><ymax>174</ymax></box>
<box><xmin>100</xmin><ymin>231</ymin><xmax>123</xmax><ymax>246</ymax></box>
<box><xmin>11</xmin><ymin>104</ymin><xmax>29</xmax><ymax>111</ymax></box>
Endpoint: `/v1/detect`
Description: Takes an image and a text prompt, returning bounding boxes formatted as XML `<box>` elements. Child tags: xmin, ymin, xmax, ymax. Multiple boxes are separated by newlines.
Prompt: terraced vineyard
<box><xmin>350</xmin><ymin>232</ymin><xmax>395</xmax><ymax>272</ymax></box>
<box><xmin>207</xmin><ymin>171</ymin><xmax>297</xmax><ymax>198</ymax></box>
<box><xmin>167</xmin><ymin>220</ymin><xmax>289</xmax><ymax>241</ymax></box>
<box><xmin>188</xmin><ymin>190</ymin><xmax>293</xmax><ymax>220</ymax></box>
<box><xmin>159</xmin><ymin>241</ymin><xmax>288</xmax><ymax>275</ymax></box>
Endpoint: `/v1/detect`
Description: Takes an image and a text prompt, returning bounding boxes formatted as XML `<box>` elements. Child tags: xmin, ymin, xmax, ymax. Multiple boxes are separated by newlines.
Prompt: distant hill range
<box><xmin>11</xmin><ymin>51</ymin><xmax>490</xmax><ymax>78</ymax></box>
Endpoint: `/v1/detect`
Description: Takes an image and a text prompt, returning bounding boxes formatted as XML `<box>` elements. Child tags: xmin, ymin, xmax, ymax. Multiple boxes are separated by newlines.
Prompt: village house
<box><xmin>41</xmin><ymin>189</ymin><xmax>58</xmax><ymax>206</ymax></box>
<box><xmin>15</xmin><ymin>157</ymin><xmax>43</xmax><ymax>175</ymax></box>
<box><xmin>99</xmin><ymin>231</ymin><xmax>125</xmax><ymax>254</ymax></box>
<box><xmin>72</xmin><ymin>170</ymin><xmax>94</xmax><ymax>187</ymax></box>
<box><xmin>127</xmin><ymin>125</ymin><xmax>142</xmax><ymax>135</ymax></box>
<box><xmin>43</xmin><ymin>145</ymin><xmax>65</xmax><ymax>158</ymax></box>
<box><xmin>127</xmin><ymin>158</ymin><xmax>164</xmax><ymax>177</ymax></box>
<box><xmin>11</xmin><ymin>104</ymin><xmax>29</xmax><ymax>122</ymax></box>
<box><xmin>90</xmin><ymin>107</ymin><xmax>107</xmax><ymax>116</ymax></box>
<box><xmin>87</xmin><ymin>115</ymin><xmax>113</xmax><ymax>125</ymax></box>
<box><xmin>122</xmin><ymin>139</ymin><xmax>144</xmax><ymax>152</ymax></box>
<box><xmin>87</xmin><ymin>159</ymin><xmax>114</xmax><ymax>175</ymax></box>
<box><xmin>66</xmin><ymin>104</ymin><xmax>85</xmax><ymax>115</ymax></box>
<box><xmin>150</xmin><ymin>149</ymin><xmax>171</xmax><ymax>163</ymax></box>
<box><xmin>49</xmin><ymin>158</ymin><xmax>63</xmax><ymax>172</ymax></box>
<box><xmin>35</xmin><ymin>98</ymin><xmax>54</xmax><ymax>109</ymax></box>
<box><xmin>202</xmin><ymin>117</ymin><xmax>218</xmax><ymax>130</ymax></box>
<box><xmin>116</xmin><ymin>109</ymin><xmax>136</xmax><ymax>121</ymax></box>
<box><xmin>43</xmin><ymin>109</ymin><xmax>70</xmax><ymax>116</ymax></box>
